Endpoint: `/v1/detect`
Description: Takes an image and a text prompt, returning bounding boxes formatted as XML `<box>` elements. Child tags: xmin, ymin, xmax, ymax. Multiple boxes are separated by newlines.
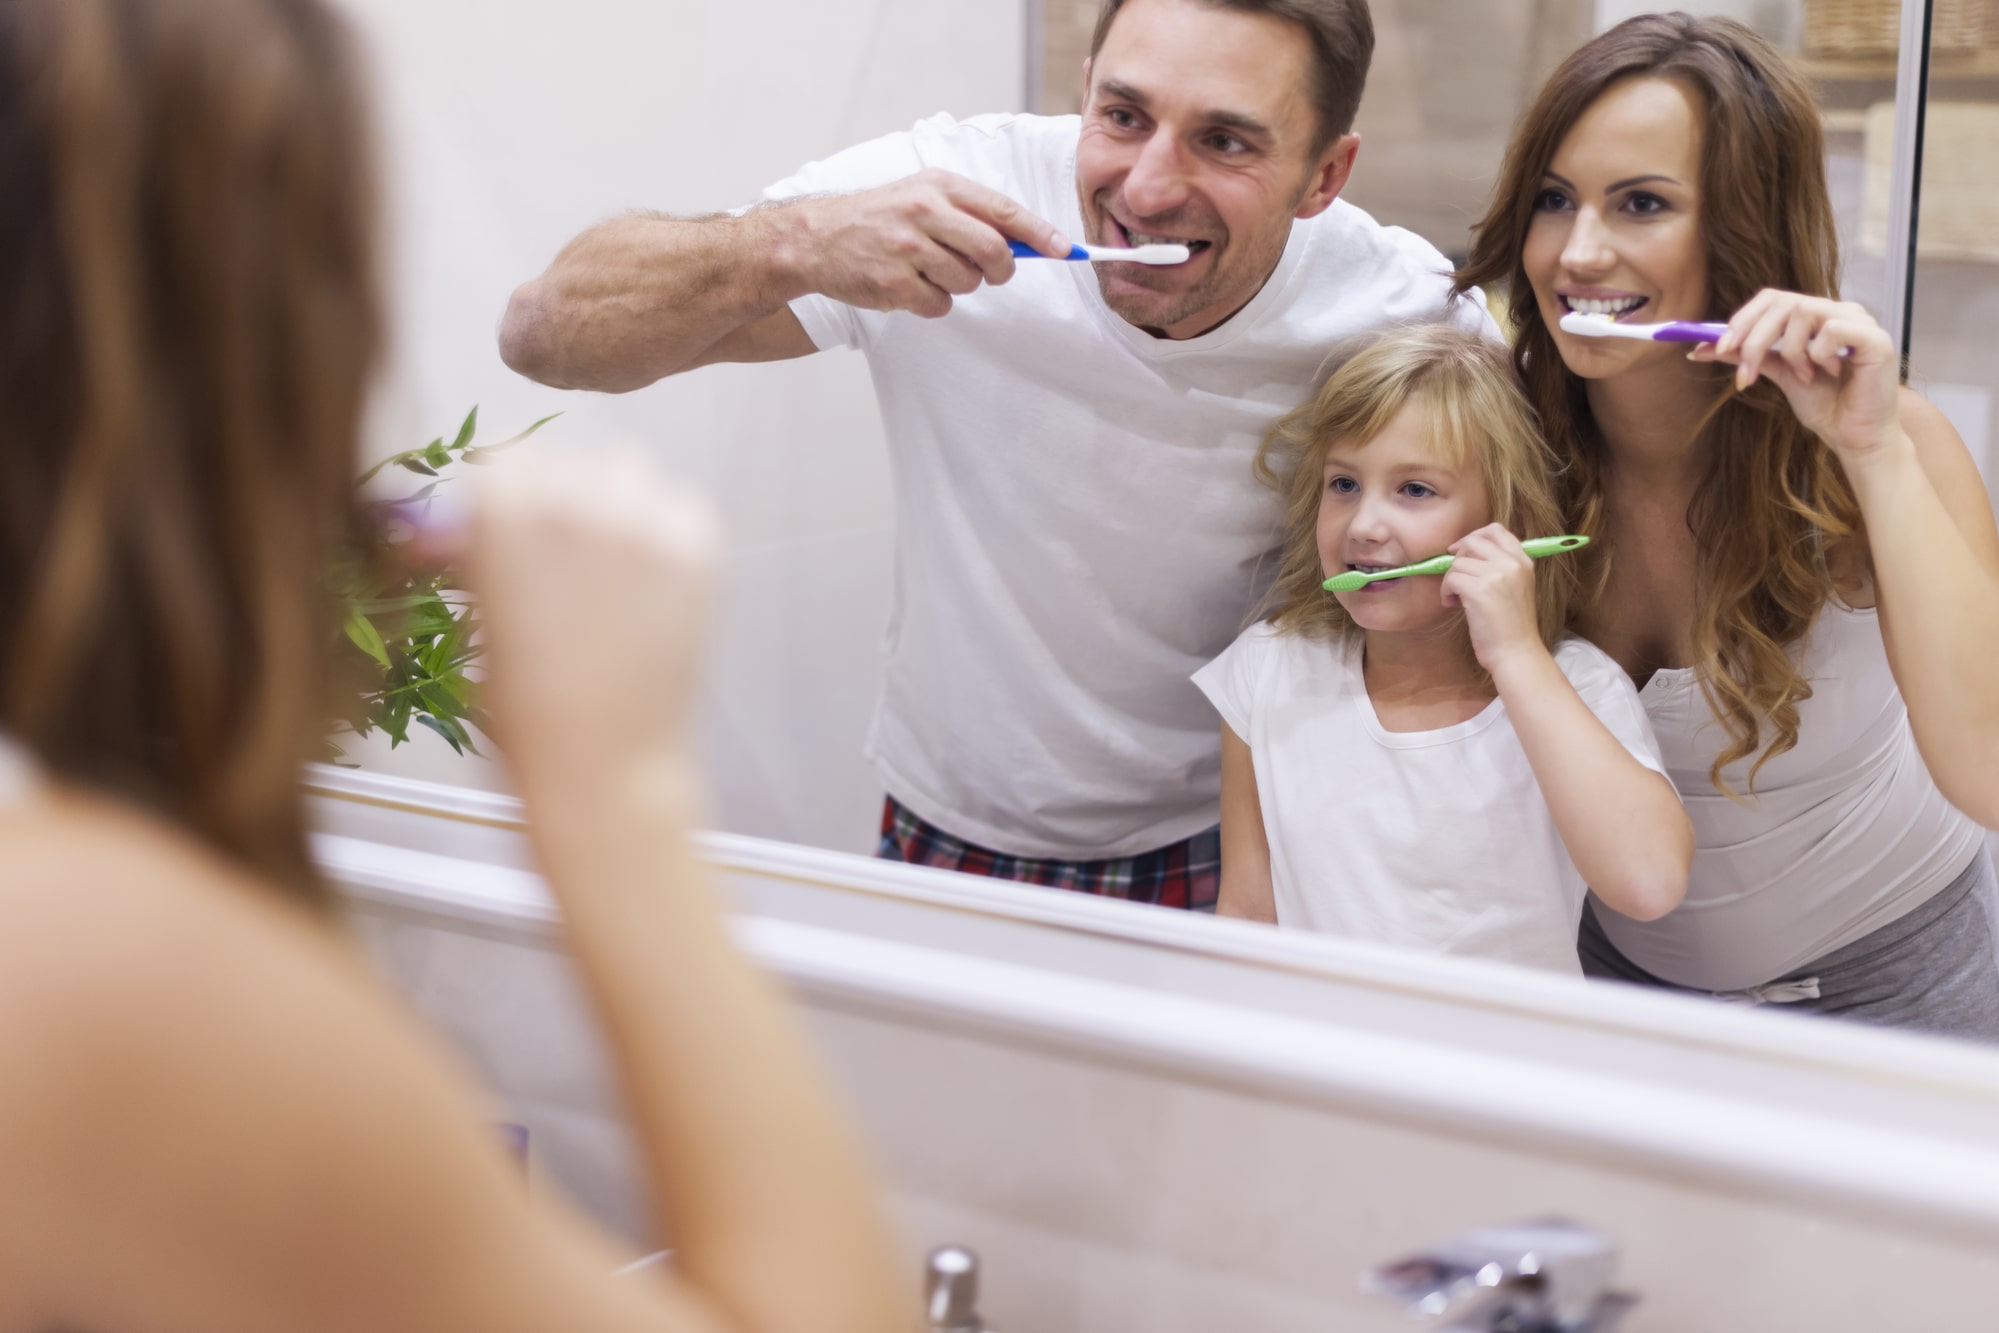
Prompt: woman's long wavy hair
<box><xmin>1254</xmin><ymin>322</ymin><xmax>1575</xmax><ymax>678</ymax></box>
<box><xmin>1454</xmin><ymin>13</ymin><xmax>1861</xmax><ymax>795</ymax></box>
<box><xmin>0</xmin><ymin>0</ymin><xmax>381</xmax><ymax>904</ymax></box>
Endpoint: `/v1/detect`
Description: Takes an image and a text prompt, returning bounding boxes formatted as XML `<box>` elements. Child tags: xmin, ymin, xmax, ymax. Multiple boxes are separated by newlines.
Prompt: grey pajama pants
<box><xmin>1578</xmin><ymin>847</ymin><xmax>1999</xmax><ymax>1043</ymax></box>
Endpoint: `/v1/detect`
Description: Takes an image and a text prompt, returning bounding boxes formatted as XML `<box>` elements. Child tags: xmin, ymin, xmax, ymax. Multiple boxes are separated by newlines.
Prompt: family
<box><xmin>502</xmin><ymin>0</ymin><xmax>1999</xmax><ymax>1035</ymax></box>
<box><xmin>3</xmin><ymin>0</ymin><xmax>1998</xmax><ymax>1323</ymax></box>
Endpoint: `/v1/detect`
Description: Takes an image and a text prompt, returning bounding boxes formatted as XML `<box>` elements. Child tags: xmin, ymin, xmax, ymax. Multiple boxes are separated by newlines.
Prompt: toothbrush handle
<box><xmin>1521</xmin><ymin>534</ymin><xmax>1592</xmax><ymax>558</ymax></box>
<box><xmin>1652</xmin><ymin>320</ymin><xmax>1730</xmax><ymax>343</ymax></box>
<box><xmin>1393</xmin><ymin>554</ymin><xmax>1457</xmax><ymax>579</ymax></box>
<box><xmin>1390</xmin><ymin>535</ymin><xmax>1590</xmax><ymax>581</ymax></box>
<box><xmin>1008</xmin><ymin>240</ymin><xmax>1088</xmax><ymax>261</ymax></box>
<box><xmin>1656</xmin><ymin>319</ymin><xmax>1853</xmax><ymax>357</ymax></box>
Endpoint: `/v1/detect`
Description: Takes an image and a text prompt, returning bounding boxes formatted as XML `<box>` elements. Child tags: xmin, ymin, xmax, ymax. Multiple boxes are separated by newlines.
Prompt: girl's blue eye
<box><xmin>1400</xmin><ymin>482</ymin><xmax>1434</xmax><ymax>499</ymax></box>
<box><xmin>1328</xmin><ymin>476</ymin><xmax>1358</xmax><ymax>494</ymax></box>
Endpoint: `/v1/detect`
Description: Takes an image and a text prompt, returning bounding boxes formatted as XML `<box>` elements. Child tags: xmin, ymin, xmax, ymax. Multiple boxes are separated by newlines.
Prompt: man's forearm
<box><xmin>500</xmin><ymin>205</ymin><xmax>808</xmax><ymax>393</ymax></box>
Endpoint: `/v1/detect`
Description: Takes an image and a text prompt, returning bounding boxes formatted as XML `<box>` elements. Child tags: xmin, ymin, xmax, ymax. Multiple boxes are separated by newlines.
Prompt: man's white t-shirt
<box><xmin>762</xmin><ymin>112</ymin><xmax>1493</xmax><ymax>860</ymax></box>
<box><xmin>1193</xmin><ymin>624</ymin><xmax>1669</xmax><ymax>975</ymax></box>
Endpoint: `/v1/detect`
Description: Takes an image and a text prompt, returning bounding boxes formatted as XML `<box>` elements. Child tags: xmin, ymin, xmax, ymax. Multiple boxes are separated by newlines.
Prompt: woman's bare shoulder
<box><xmin>0</xmin><ymin>792</ymin><xmax>336</xmax><ymax>1017</ymax></box>
<box><xmin>0</xmin><ymin>792</ymin><xmax>369</xmax><ymax>1149</ymax></box>
<box><xmin>0</xmin><ymin>793</ymin><xmax>588</xmax><ymax>1331</ymax></box>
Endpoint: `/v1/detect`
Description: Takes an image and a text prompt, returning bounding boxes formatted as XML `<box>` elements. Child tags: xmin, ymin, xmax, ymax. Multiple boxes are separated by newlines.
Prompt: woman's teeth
<box><xmin>1564</xmin><ymin>296</ymin><xmax>1646</xmax><ymax>318</ymax></box>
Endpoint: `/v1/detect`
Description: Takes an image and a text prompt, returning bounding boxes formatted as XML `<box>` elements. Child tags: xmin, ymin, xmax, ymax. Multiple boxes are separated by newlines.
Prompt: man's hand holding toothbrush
<box><xmin>784</xmin><ymin>168</ymin><xmax>1074</xmax><ymax>319</ymax></box>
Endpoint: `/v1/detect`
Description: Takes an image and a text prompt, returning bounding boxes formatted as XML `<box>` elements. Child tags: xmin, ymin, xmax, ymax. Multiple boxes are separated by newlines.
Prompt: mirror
<box><xmin>329</xmin><ymin>0</ymin><xmax>1999</xmax><ymax>1041</ymax></box>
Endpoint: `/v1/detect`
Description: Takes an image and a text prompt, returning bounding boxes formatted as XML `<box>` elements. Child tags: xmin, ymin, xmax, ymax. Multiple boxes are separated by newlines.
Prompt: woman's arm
<box><xmin>1217</xmin><ymin>724</ymin><xmax>1279</xmax><ymax>922</ymax></box>
<box><xmin>1701</xmin><ymin>294</ymin><xmax>1999</xmax><ymax>826</ymax></box>
<box><xmin>1446</xmin><ymin>526</ymin><xmax>1693</xmax><ymax>921</ymax></box>
<box><xmin>1855</xmin><ymin>393</ymin><xmax>1999</xmax><ymax>825</ymax></box>
<box><xmin>457</xmin><ymin>456</ymin><xmax>910</xmax><ymax>1333</ymax></box>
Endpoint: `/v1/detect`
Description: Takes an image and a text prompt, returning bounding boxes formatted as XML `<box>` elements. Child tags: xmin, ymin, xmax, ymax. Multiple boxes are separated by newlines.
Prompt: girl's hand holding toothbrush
<box><xmin>1688</xmin><ymin>290</ymin><xmax>1904</xmax><ymax>469</ymax></box>
<box><xmin>1441</xmin><ymin>524</ymin><xmax>1545</xmax><ymax>677</ymax></box>
<box><xmin>791</xmin><ymin>169</ymin><xmax>1072</xmax><ymax>320</ymax></box>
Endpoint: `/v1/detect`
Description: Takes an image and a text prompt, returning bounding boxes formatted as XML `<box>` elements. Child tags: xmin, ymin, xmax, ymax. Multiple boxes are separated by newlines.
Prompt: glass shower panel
<box><xmin>1903</xmin><ymin>1</ymin><xmax>1999</xmax><ymax>514</ymax></box>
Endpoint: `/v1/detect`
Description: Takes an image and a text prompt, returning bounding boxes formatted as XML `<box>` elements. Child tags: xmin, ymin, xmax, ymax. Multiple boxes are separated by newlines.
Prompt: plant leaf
<box><xmin>399</xmin><ymin>458</ymin><xmax>440</xmax><ymax>477</ymax></box>
<box><xmin>463</xmin><ymin>411</ymin><xmax>562</xmax><ymax>462</ymax></box>
<box><xmin>449</xmin><ymin>406</ymin><xmax>479</xmax><ymax>455</ymax></box>
<box><xmin>415</xmin><ymin>712</ymin><xmax>475</xmax><ymax>755</ymax></box>
<box><xmin>423</xmin><ymin>439</ymin><xmax>453</xmax><ymax>469</ymax></box>
<box><xmin>343</xmin><ymin>611</ymin><xmax>392</xmax><ymax>669</ymax></box>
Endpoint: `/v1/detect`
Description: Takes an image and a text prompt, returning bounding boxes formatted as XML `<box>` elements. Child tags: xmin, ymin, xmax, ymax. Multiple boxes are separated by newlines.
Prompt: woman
<box><xmin>0</xmin><ymin>0</ymin><xmax>908</xmax><ymax>1328</ymax></box>
<box><xmin>1456</xmin><ymin>13</ymin><xmax>1999</xmax><ymax>1034</ymax></box>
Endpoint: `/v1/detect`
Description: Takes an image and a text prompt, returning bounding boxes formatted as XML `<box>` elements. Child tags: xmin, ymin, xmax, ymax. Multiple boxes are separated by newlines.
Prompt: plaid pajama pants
<box><xmin>877</xmin><ymin>794</ymin><xmax>1219</xmax><ymax>911</ymax></box>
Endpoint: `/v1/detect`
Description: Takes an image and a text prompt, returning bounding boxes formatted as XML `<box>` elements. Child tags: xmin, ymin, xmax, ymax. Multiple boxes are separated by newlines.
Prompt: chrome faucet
<box><xmin>1364</xmin><ymin>1218</ymin><xmax>1637</xmax><ymax>1332</ymax></box>
<box><xmin>924</xmin><ymin>1244</ymin><xmax>989</xmax><ymax>1333</ymax></box>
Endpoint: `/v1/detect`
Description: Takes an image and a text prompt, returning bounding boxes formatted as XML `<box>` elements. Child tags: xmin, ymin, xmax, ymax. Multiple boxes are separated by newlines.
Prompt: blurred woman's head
<box><xmin>1454</xmin><ymin>13</ymin><xmax>1860</xmax><ymax>793</ymax></box>
<box><xmin>0</xmin><ymin>0</ymin><xmax>380</xmax><ymax>899</ymax></box>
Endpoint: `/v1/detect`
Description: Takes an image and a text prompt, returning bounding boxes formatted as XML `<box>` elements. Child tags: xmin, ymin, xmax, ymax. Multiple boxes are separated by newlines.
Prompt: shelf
<box><xmin>1804</xmin><ymin>48</ymin><xmax>1999</xmax><ymax>82</ymax></box>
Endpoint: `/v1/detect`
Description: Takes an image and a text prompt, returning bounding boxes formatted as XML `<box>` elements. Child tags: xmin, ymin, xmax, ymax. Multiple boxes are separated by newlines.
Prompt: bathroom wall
<box><xmin>329</xmin><ymin>0</ymin><xmax>1030</xmax><ymax>853</ymax></box>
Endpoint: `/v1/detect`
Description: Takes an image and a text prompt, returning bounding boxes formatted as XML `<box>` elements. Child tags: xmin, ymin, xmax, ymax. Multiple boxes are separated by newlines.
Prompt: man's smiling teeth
<box><xmin>1116</xmin><ymin>220</ymin><xmax>1210</xmax><ymax>251</ymax></box>
<box><xmin>1564</xmin><ymin>296</ymin><xmax>1645</xmax><ymax>317</ymax></box>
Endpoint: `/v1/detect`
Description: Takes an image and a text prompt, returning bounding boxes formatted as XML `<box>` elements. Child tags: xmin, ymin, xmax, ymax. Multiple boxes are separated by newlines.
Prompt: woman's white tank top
<box><xmin>1594</xmin><ymin>602</ymin><xmax>1985</xmax><ymax>991</ymax></box>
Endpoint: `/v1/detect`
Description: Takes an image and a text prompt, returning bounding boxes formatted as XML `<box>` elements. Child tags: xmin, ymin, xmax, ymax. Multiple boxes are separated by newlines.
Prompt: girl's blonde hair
<box><xmin>1254</xmin><ymin>322</ymin><xmax>1574</xmax><ymax>661</ymax></box>
<box><xmin>1453</xmin><ymin>14</ymin><xmax>1857</xmax><ymax>794</ymax></box>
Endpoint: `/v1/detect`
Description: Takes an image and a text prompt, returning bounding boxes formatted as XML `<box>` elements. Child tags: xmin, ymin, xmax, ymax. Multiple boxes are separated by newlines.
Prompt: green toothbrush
<box><xmin>1322</xmin><ymin>534</ymin><xmax>1590</xmax><ymax>592</ymax></box>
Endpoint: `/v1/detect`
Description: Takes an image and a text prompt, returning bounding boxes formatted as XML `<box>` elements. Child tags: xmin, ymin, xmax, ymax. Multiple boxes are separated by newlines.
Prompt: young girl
<box><xmin>1194</xmin><ymin>324</ymin><xmax>1692</xmax><ymax>974</ymax></box>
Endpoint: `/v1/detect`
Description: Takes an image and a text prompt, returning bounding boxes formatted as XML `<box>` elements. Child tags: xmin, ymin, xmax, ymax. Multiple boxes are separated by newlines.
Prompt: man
<box><xmin>500</xmin><ymin>0</ymin><xmax>1489</xmax><ymax>909</ymax></box>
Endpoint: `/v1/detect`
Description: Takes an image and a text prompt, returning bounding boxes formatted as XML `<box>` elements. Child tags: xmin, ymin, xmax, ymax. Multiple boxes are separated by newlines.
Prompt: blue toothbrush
<box><xmin>1008</xmin><ymin>239</ymin><xmax>1191</xmax><ymax>266</ymax></box>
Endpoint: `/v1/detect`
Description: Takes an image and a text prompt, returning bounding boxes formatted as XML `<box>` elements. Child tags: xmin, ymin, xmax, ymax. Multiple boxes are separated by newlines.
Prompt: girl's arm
<box><xmin>1699</xmin><ymin>293</ymin><xmax>1999</xmax><ymax>827</ymax></box>
<box><xmin>1445</xmin><ymin>527</ymin><xmax>1693</xmax><ymax>921</ymax></box>
<box><xmin>1217</xmin><ymin>724</ymin><xmax>1279</xmax><ymax>922</ymax></box>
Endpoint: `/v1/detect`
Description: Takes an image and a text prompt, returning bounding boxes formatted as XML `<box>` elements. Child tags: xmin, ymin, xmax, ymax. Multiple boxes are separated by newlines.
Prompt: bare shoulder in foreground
<box><xmin>0</xmin><ymin>794</ymin><xmax>701</xmax><ymax>1333</ymax></box>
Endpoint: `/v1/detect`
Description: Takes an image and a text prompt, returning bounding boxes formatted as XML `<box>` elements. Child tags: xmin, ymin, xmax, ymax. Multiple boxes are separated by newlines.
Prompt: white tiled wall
<box><xmin>330</xmin><ymin>0</ymin><xmax>1029</xmax><ymax>853</ymax></box>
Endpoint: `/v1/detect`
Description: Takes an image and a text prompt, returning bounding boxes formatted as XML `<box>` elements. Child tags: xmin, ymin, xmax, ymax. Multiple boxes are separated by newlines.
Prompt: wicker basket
<box><xmin>1805</xmin><ymin>0</ymin><xmax>1995</xmax><ymax>57</ymax></box>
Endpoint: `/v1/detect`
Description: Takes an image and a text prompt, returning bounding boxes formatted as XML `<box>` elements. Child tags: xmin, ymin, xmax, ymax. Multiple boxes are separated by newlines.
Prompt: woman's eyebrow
<box><xmin>1541</xmin><ymin>169</ymin><xmax>1683</xmax><ymax>192</ymax></box>
<box><xmin>1606</xmin><ymin>173</ymin><xmax>1682</xmax><ymax>191</ymax></box>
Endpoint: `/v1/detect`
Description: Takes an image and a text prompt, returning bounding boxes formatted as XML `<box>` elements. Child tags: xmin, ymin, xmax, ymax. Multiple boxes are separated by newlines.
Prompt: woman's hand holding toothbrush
<box><xmin>1441</xmin><ymin>524</ymin><xmax>1546</xmax><ymax>678</ymax></box>
<box><xmin>1689</xmin><ymin>289</ymin><xmax>1903</xmax><ymax>470</ymax></box>
<box><xmin>791</xmin><ymin>168</ymin><xmax>1072</xmax><ymax>320</ymax></box>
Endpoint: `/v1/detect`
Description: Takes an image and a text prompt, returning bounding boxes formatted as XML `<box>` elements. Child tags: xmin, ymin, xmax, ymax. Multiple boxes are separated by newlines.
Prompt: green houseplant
<box><xmin>330</xmin><ymin>407</ymin><xmax>557</xmax><ymax>760</ymax></box>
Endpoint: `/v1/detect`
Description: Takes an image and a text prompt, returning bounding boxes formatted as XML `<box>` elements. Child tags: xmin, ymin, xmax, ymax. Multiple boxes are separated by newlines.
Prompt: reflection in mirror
<box><xmin>340</xmin><ymin>0</ymin><xmax>1997</xmax><ymax>1048</ymax></box>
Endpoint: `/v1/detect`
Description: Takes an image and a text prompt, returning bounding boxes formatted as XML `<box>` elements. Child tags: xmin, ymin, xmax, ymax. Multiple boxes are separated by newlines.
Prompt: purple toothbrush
<box><xmin>1560</xmin><ymin>310</ymin><xmax>1853</xmax><ymax>356</ymax></box>
<box><xmin>1559</xmin><ymin>311</ymin><xmax>1726</xmax><ymax>343</ymax></box>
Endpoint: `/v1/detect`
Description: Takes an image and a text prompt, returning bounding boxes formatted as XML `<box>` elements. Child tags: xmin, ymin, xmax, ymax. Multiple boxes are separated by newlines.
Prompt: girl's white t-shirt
<box><xmin>1193</xmin><ymin>624</ymin><xmax>1670</xmax><ymax>975</ymax></box>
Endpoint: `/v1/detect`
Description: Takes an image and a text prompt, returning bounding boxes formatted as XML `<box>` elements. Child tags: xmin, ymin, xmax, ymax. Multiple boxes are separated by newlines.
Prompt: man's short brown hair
<box><xmin>1089</xmin><ymin>0</ymin><xmax>1375</xmax><ymax>151</ymax></box>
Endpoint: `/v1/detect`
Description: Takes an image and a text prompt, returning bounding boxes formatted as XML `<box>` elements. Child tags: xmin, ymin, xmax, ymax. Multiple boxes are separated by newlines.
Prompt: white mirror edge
<box><xmin>306</xmin><ymin>762</ymin><xmax>1999</xmax><ymax>1249</ymax></box>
